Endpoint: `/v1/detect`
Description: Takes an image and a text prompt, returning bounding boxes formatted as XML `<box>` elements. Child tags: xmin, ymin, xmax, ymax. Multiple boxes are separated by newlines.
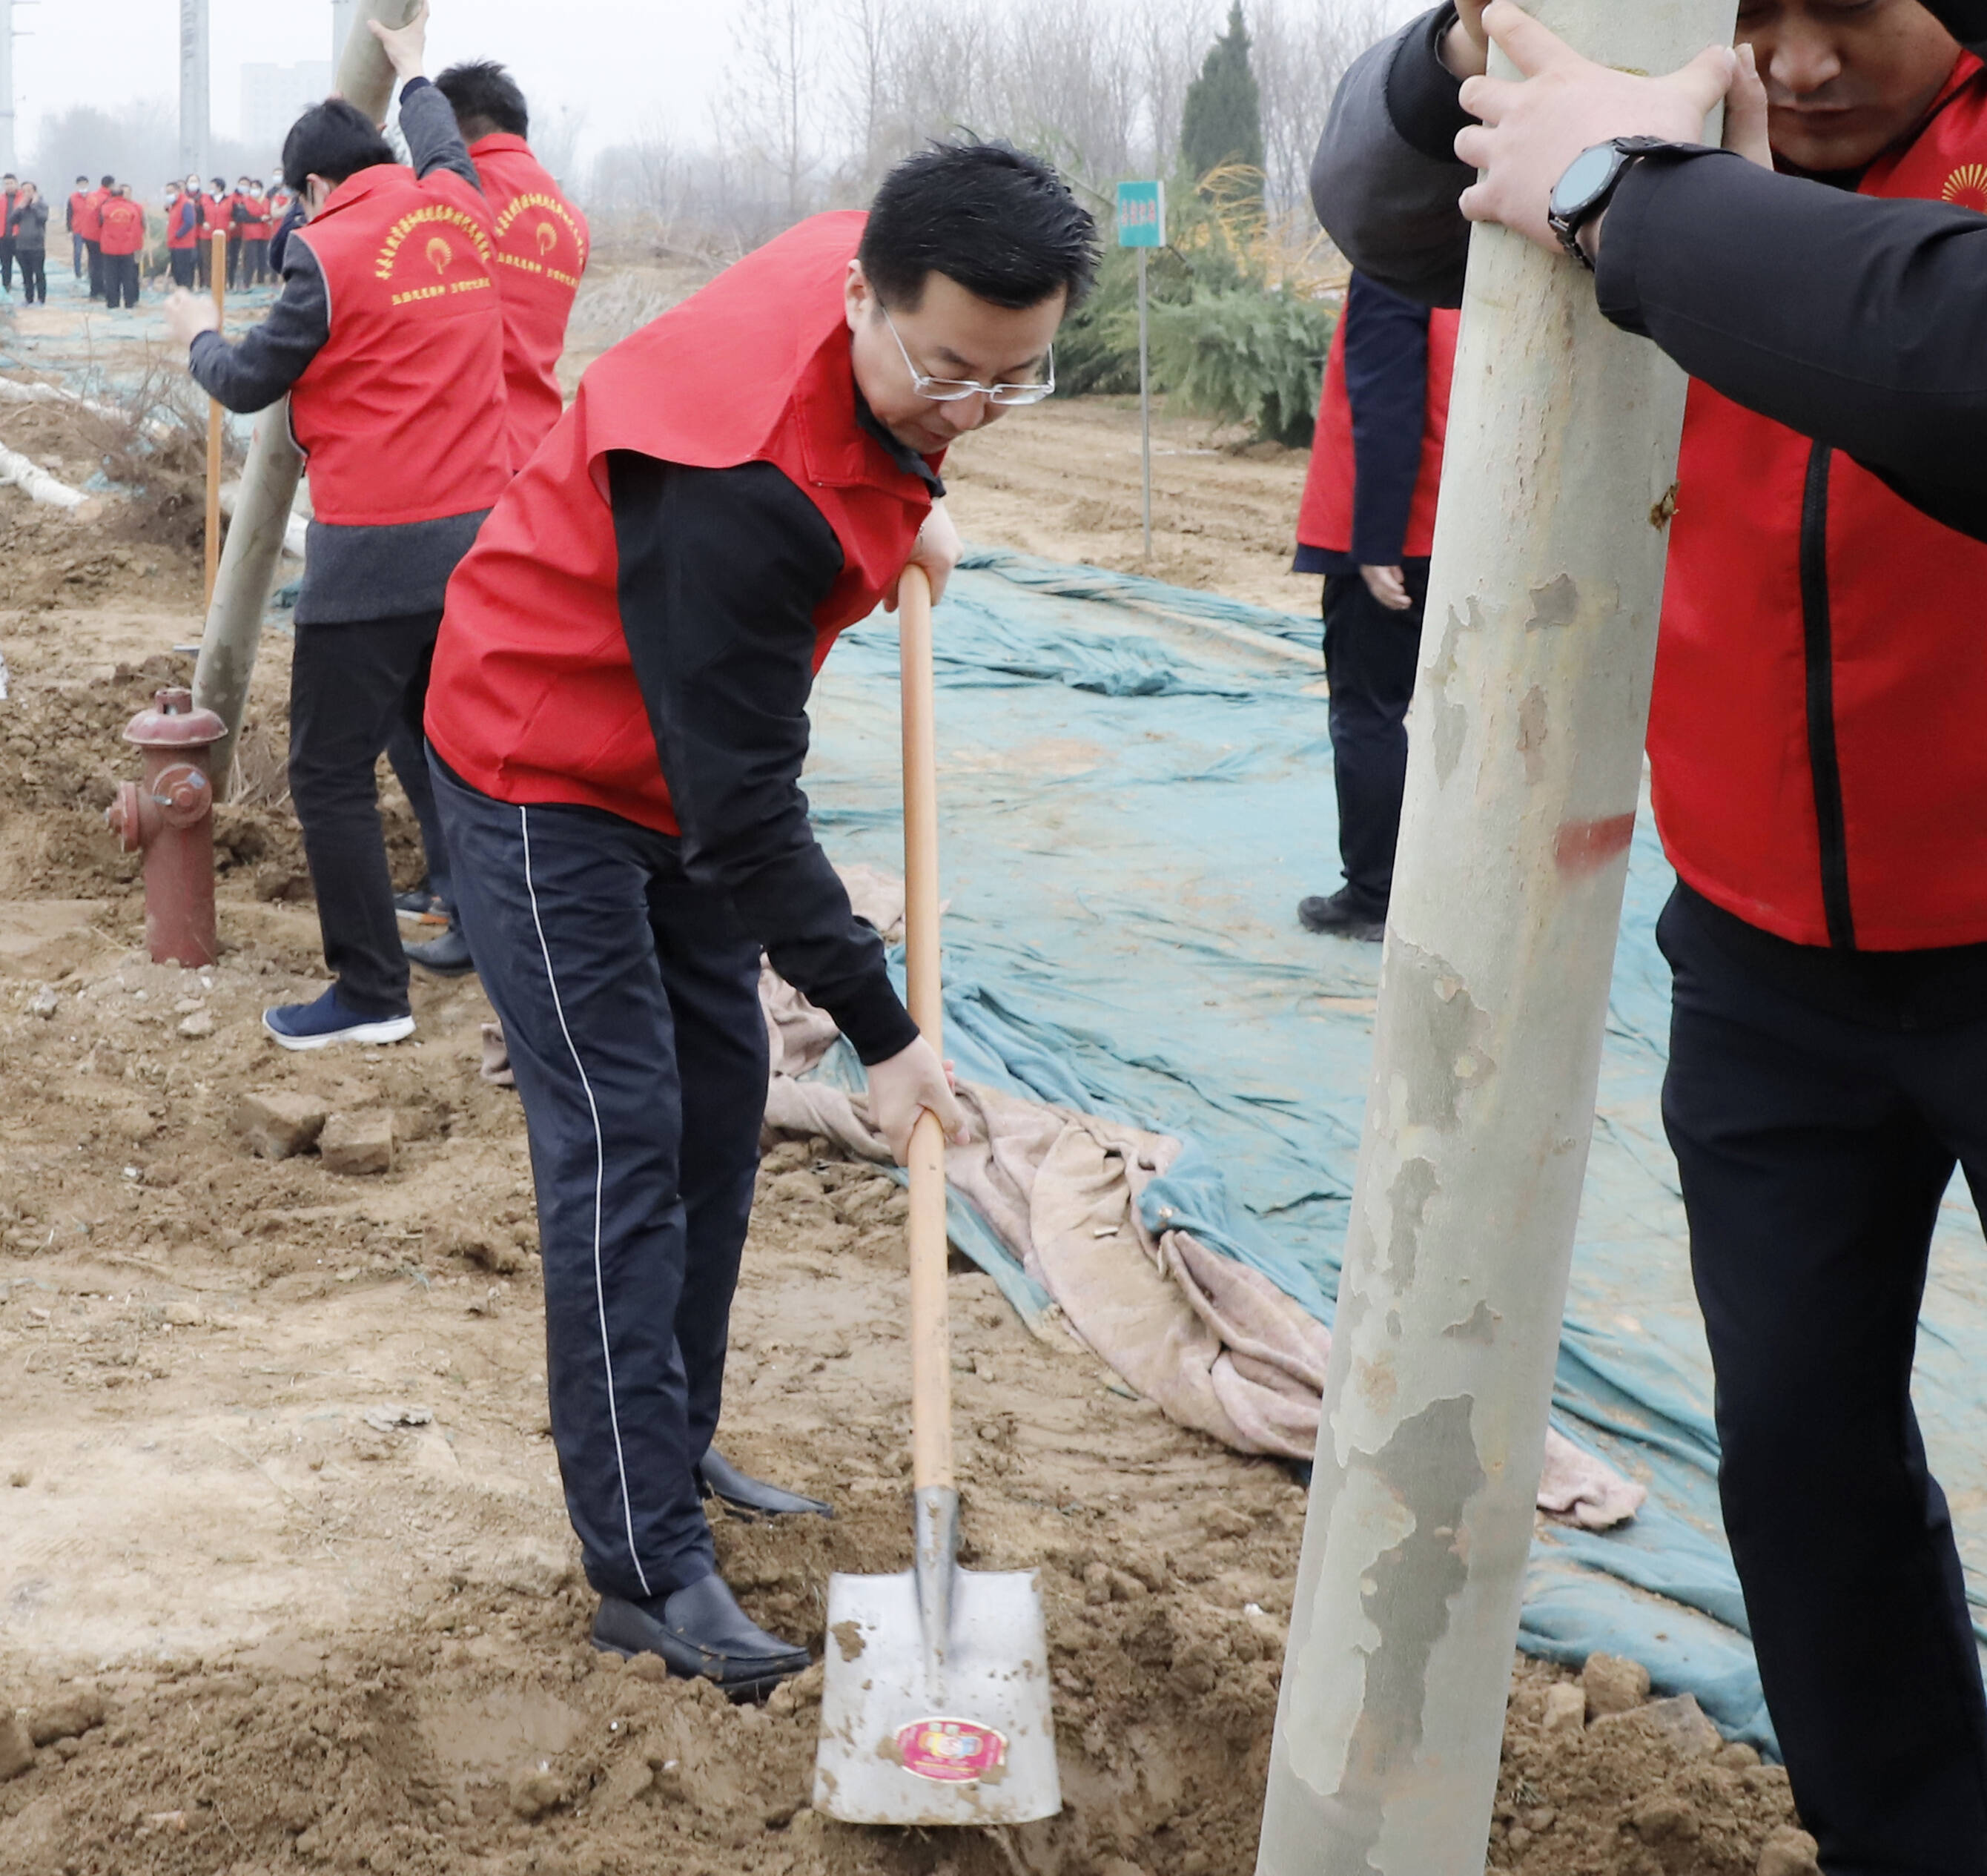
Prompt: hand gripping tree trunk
<box><xmin>1255</xmin><ymin>4</ymin><xmax>1735</xmax><ymax>1869</ymax></box>
<box><xmin>189</xmin><ymin>0</ymin><xmax>419</xmax><ymax>787</ymax></box>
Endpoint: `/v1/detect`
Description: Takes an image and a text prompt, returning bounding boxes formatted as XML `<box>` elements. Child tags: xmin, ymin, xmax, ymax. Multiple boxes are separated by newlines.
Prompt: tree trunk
<box><xmin>1254</xmin><ymin>4</ymin><xmax>1736</xmax><ymax>1869</ymax></box>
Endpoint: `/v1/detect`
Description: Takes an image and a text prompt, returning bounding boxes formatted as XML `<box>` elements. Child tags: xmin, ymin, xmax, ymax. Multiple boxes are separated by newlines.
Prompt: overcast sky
<box><xmin>14</xmin><ymin>0</ymin><xmax>738</xmax><ymax>161</ymax></box>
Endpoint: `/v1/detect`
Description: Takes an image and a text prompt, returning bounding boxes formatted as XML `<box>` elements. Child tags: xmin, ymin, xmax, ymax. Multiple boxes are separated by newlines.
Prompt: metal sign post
<box><xmin>1115</xmin><ymin>179</ymin><xmax>1164</xmax><ymax>564</ymax></box>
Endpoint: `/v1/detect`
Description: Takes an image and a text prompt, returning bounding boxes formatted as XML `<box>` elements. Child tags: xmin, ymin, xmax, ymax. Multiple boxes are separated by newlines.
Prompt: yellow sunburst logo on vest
<box><xmin>426</xmin><ymin>235</ymin><xmax>454</xmax><ymax>275</ymax></box>
<box><xmin>1943</xmin><ymin>163</ymin><xmax>1987</xmax><ymax>211</ymax></box>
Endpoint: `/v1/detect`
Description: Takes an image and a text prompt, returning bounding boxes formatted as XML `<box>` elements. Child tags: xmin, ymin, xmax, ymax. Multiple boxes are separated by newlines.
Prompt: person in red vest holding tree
<box><xmin>375</xmin><ymin>59</ymin><xmax>594</xmax><ymax>978</ymax></box>
<box><xmin>96</xmin><ymin>184</ymin><xmax>145</xmax><ymax>311</ymax></box>
<box><xmin>1292</xmin><ymin>271</ymin><xmax>1456</xmax><ymax>942</ymax></box>
<box><xmin>1315</xmin><ymin>0</ymin><xmax>1987</xmax><ymax>1859</ymax></box>
<box><xmin>434</xmin><ymin>62</ymin><xmax>587</xmax><ymax>472</ymax></box>
<box><xmin>422</xmin><ymin>145</ymin><xmax>1093</xmax><ymax>1692</ymax></box>
<box><xmin>163</xmin><ymin>1</ymin><xmax>504</xmax><ymax>1052</ymax></box>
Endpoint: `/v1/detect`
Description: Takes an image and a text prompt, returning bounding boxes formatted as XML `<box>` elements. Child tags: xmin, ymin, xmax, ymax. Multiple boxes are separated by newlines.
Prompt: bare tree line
<box><xmin>585</xmin><ymin>0</ymin><xmax>1398</xmax><ymax>257</ymax></box>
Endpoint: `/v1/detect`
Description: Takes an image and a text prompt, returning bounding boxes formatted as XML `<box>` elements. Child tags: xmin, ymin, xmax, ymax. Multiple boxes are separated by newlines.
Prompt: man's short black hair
<box><xmin>76</xmin><ymin>174</ymin><xmax>87</xmax><ymax>184</ymax></box>
<box><xmin>435</xmin><ymin>60</ymin><xmax>529</xmax><ymax>139</ymax></box>
<box><xmin>859</xmin><ymin>142</ymin><xmax>1097</xmax><ymax>314</ymax></box>
<box><xmin>100</xmin><ymin>174</ymin><xmax>114</xmax><ymax>188</ymax></box>
<box><xmin>282</xmin><ymin>99</ymin><xmax>394</xmax><ymax>195</ymax></box>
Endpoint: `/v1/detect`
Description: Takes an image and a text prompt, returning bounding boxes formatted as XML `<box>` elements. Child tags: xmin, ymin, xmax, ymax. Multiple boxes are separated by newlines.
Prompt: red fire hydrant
<box><xmin>106</xmin><ymin>687</ymin><xmax>227</xmax><ymax>968</ymax></box>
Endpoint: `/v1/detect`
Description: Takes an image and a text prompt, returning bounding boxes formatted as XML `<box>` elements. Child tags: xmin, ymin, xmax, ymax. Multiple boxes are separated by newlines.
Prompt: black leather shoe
<box><xmin>592</xmin><ymin>1574</ymin><xmax>811</xmax><ymax>1698</ymax></box>
<box><xmin>405</xmin><ymin>925</ymin><xmax>476</xmax><ymax>977</ymax></box>
<box><xmin>1297</xmin><ymin>889</ymin><xmax>1386</xmax><ymax>943</ymax></box>
<box><xmin>696</xmin><ymin>1447</ymin><xmax>834</xmax><ymax>1520</ymax></box>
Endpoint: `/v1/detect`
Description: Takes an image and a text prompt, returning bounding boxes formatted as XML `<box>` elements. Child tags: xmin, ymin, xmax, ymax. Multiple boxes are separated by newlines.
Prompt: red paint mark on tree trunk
<box><xmin>1554</xmin><ymin>814</ymin><xmax>1635</xmax><ymax>873</ymax></box>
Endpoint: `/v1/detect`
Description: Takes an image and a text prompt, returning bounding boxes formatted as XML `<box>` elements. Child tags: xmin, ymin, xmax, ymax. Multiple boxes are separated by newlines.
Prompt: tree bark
<box><xmin>1254</xmin><ymin>4</ymin><xmax>1736</xmax><ymax>1869</ymax></box>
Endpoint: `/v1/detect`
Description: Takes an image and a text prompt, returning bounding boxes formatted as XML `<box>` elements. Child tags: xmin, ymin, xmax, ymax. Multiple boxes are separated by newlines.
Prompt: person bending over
<box><xmin>423</xmin><ymin>143</ymin><xmax>1094</xmax><ymax>1695</ymax></box>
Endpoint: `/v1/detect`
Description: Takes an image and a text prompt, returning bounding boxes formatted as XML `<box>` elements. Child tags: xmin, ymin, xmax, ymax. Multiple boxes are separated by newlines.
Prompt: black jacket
<box><xmin>1313</xmin><ymin>4</ymin><xmax>1987</xmax><ymax>541</ymax></box>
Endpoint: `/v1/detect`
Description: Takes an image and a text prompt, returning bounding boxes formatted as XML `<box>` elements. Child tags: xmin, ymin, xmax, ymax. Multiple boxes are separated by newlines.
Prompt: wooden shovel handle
<box><xmin>899</xmin><ymin>564</ymin><xmax>953</xmax><ymax>1495</ymax></box>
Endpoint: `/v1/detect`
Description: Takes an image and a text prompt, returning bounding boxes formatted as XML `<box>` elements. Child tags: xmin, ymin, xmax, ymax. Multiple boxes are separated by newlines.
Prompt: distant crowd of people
<box><xmin>0</xmin><ymin>173</ymin><xmax>297</xmax><ymax>311</ymax></box>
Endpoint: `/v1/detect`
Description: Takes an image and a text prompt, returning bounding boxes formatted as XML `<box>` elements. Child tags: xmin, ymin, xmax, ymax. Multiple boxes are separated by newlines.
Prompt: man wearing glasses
<box><xmin>422</xmin><ymin>142</ymin><xmax>1093</xmax><ymax>1695</ymax></box>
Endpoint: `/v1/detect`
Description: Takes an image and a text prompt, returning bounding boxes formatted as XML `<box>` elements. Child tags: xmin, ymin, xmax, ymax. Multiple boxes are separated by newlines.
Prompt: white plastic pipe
<box><xmin>1254</xmin><ymin>4</ymin><xmax>1736</xmax><ymax>1869</ymax></box>
<box><xmin>0</xmin><ymin>443</ymin><xmax>86</xmax><ymax>509</ymax></box>
<box><xmin>189</xmin><ymin>0</ymin><xmax>415</xmax><ymax>784</ymax></box>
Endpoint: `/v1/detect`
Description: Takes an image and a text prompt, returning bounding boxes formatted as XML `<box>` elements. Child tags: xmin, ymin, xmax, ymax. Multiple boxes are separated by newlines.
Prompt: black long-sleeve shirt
<box><xmin>1297</xmin><ymin>271</ymin><xmax>1433</xmax><ymax>577</ymax></box>
<box><xmin>604</xmin><ymin>440</ymin><xmax>939</xmax><ymax>1065</ymax></box>
<box><xmin>1312</xmin><ymin>4</ymin><xmax>1987</xmax><ymax>540</ymax></box>
<box><xmin>188</xmin><ymin>78</ymin><xmax>488</xmax><ymax>626</ymax></box>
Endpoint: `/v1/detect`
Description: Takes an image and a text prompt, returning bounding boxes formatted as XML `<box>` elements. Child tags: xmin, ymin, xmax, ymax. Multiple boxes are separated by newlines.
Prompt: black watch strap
<box><xmin>1547</xmin><ymin>136</ymin><xmax>1674</xmax><ymax>271</ymax></box>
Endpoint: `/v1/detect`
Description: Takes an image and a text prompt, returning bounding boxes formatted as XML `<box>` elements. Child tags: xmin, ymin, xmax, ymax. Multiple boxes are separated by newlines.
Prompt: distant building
<box><xmin>240</xmin><ymin>61</ymin><xmax>334</xmax><ymax>153</ymax></box>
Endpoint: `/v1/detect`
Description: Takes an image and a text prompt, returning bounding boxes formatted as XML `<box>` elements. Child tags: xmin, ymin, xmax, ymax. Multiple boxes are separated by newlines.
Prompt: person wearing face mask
<box><xmin>1315</xmin><ymin>1</ymin><xmax>1987</xmax><ymax>1865</ymax></box>
<box><xmin>418</xmin><ymin>143</ymin><xmax>1091</xmax><ymax>1694</ymax></box>
<box><xmin>165</xmin><ymin>179</ymin><xmax>200</xmax><ymax>289</ymax></box>
<box><xmin>160</xmin><ymin>0</ymin><xmax>504</xmax><ymax>1053</ymax></box>
<box><xmin>9</xmin><ymin>183</ymin><xmax>48</xmax><ymax>305</ymax></box>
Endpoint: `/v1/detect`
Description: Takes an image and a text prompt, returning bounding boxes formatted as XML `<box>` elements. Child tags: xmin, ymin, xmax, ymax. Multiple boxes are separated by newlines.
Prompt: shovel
<box><xmin>812</xmin><ymin>564</ymin><xmax>1062</xmax><ymax>1827</ymax></box>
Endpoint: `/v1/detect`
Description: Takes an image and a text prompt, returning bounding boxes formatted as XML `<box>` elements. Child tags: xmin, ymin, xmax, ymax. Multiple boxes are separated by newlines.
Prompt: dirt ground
<box><xmin>0</xmin><ymin>313</ymin><xmax>1813</xmax><ymax>1876</ymax></box>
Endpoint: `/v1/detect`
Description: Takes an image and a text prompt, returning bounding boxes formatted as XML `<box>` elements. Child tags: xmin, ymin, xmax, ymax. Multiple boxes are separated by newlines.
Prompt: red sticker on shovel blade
<box><xmin>897</xmin><ymin>1717</ymin><xmax>1007</xmax><ymax>1783</ymax></box>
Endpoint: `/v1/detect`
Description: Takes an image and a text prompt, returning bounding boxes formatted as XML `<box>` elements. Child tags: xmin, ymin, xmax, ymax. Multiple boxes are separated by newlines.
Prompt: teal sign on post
<box><xmin>1115</xmin><ymin>179</ymin><xmax>1166</xmax><ymax>248</ymax></box>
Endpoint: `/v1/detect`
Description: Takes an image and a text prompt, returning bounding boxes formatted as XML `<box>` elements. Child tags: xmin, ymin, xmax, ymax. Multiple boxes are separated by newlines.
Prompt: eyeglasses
<box><xmin>879</xmin><ymin>304</ymin><xmax>1054</xmax><ymax>406</ymax></box>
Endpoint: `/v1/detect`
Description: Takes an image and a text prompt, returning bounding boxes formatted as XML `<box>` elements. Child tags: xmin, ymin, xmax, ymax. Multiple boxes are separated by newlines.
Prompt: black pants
<box><xmin>102</xmin><ymin>253</ymin><xmax>138</xmax><ymax>309</ymax></box>
<box><xmin>226</xmin><ymin>234</ymin><xmax>241</xmax><ymax>290</ymax></box>
<box><xmin>1321</xmin><ymin>564</ymin><xmax>1426</xmax><ymax>916</ymax></box>
<box><xmin>1659</xmin><ymin>893</ymin><xmax>1987</xmax><ymax>1872</ymax></box>
<box><xmin>434</xmin><ymin>759</ymin><xmax>767</xmax><ymax>1602</ymax></box>
<box><xmin>16</xmin><ymin>252</ymin><xmax>45</xmax><ymax>304</ymax></box>
<box><xmin>287</xmin><ymin>612</ymin><xmax>444</xmax><ymax>1019</ymax></box>
<box><xmin>385</xmin><ymin>715</ymin><xmax>453</xmax><ymax>915</ymax></box>
<box><xmin>71</xmin><ymin>233</ymin><xmax>85</xmax><ymax>279</ymax></box>
<box><xmin>168</xmin><ymin>248</ymin><xmax>195</xmax><ymax>289</ymax></box>
<box><xmin>244</xmin><ymin>237</ymin><xmax>268</xmax><ymax>286</ymax></box>
<box><xmin>85</xmin><ymin>238</ymin><xmax>101</xmax><ymax>299</ymax></box>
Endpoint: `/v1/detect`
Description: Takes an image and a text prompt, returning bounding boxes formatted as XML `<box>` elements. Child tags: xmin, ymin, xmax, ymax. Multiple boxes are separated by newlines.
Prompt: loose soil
<box><xmin>0</xmin><ymin>326</ymin><xmax>1805</xmax><ymax>1875</ymax></box>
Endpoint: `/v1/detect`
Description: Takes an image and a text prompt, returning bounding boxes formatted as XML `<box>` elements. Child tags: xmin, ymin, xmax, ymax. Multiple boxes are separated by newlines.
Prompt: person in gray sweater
<box><xmin>8</xmin><ymin>183</ymin><xmax>48</xmax><ymax>304</ymax></box>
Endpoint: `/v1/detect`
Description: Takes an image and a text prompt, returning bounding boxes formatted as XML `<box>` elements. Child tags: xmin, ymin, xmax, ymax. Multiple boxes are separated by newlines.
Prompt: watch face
<box><xmin>1551</xmin><ymin>142</ymin><xmax>1621</xmax><ymax>218</ymax></box>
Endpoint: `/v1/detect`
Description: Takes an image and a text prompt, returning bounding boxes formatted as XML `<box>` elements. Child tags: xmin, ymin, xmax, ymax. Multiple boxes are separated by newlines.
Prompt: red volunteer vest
<box><xmin>242</xmin><ymin>196</ymin><xmax>271</xmax><ymax>239</ymax></box>
<box><xmin>67</xmin><ymin>191</ymin><xmax>90</xmax><ymax>237</ymax></box>
<box><xmin>470</xmin><ymin>133</ymin><xmax>591</xmax><ymax>472</ymax></box>
<box><xmin>1297</xmin><ymin>301</ymin><xmax>1457</xmax><ymax>559</ymax></box>
<box><xmin>165</xmin><ymin>196</ymin><xmax>196</xmax><ymax>250</ymax></box>
<box><xmin>286</xmin><ymin>163</ymin><xmax>509</xmax><ymax>528</ymax></box>
<box><xmin>428</xmin><ymin>211</ymin><xmax>937</xmax><ymax>834</ymax></box>
<box><xmin>202</xmin><ymin>194</ymin><xmax>229</xmax><ymax>235</ymax></box>
<box><xmin>96</xmin><ymin>198</ymin><xmax>145</xmax><ymax>257</ymax></box>
<box><xmin>1652</xmin><ymin>55</ymin><xmax>1987</xmax><ymax>951</ymax></box>
<box><xmin>76</xmin><ymin>189</ymin><xmax>106</xmax><ymax>242</ymax></box>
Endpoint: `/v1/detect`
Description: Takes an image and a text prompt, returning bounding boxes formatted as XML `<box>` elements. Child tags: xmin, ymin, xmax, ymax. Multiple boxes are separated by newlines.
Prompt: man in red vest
<box><xmin>377</xmin><ymin>59</ymin><xmax>594</xmax><ymax>977</ymax></box>
<box><xmin>165</xmin><ymin>180</ymin><xmax>199</xmax><ymax>289</ymax></box>
<box><xmin>423</xmin><ymin>146</ymin><xmax>1093</xmax><ymax>1691</ymax></box>
<box><xmin>1292</xmin><ymin>272</ymin><xmax>1456</xmax><ymax>942</ymax></box>
<box><xmin>96</xmin><ymin>185</ymin><xmax>145</xmax><ymax>311</ymax></box>
<box><xmin>76</xmin><ymin>174</ymin><xmax>110</xmax><ymax>300</ymax></box>
<box><xmin>65</xmin><ymin>176</ymin><xmax>89</xmax><ymax>281</ymax></box>
<box><xmin>1316</xmin><ymin>0</ymin><xmax>1987</xmax><ymax>1860</ymax></box>
<box><xmin>239</xmin><ymin>181</ymin><xmax>271</xmax><ymax>287</ymax></box>
<box><xmin>199</xmin><ymin>177</ymin><xmax>229</xmax><ymax>291</ymax></box>
<box><xmin>434</xmin><ymin>61</ymin><xmax>589</xmax><ymax>471</ymax></box>
<box><xmin>163</xmin><ymin>3</ymin><xmax>505</xmax><ymax>1052</ymax></box>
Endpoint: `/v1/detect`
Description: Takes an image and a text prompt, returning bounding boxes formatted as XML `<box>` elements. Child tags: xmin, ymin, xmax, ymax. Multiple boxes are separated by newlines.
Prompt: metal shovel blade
<box><xmin>813</xmin><ymin>1493</ymin><xmax>1060</xmax><ymax>1825</ymax></box>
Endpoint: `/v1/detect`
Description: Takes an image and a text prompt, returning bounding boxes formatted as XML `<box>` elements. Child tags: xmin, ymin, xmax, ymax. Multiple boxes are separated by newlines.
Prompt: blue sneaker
<box><xmin>262</xmin><ymin>987</ymin><xmax>414</xmax><ymax>1052</ymax></box>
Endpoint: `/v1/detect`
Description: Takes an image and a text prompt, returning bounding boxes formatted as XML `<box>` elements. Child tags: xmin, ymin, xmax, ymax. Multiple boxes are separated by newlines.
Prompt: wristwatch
<box><xmin>1547</xmin><ymin>137</ymin><xmax>1674</xmax><ymax>270</ymax></box>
